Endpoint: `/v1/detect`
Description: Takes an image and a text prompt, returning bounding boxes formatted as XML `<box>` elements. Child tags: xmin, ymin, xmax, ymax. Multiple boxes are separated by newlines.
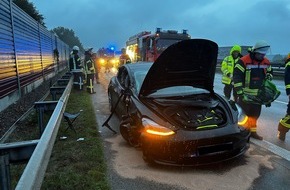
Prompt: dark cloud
<box><xmin>31</xmin><ymin>0</ymin><xmax>289</xmax><ymax>54</ymax></box>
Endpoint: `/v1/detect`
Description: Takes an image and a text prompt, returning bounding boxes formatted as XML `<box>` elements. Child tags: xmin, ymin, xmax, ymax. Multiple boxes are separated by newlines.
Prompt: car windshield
<box><xmin>134</xmin><ymin>70</ymin><xmax>149</xmax><ymax>93</ymax></box>
<box><xmin>134</xmin><ymin>69</ymin><xmax>209</xmax><ymax>96</ymax></box>
<box><xmin>156</xmin><ymin>39</ymin><xmax>181</xmax><ymax>53</ymax></box>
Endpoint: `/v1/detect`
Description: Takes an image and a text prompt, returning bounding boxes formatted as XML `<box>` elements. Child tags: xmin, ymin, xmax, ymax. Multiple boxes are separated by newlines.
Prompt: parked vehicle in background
<box><xmin>107</xmin><ymin>39</ymin><xmax>250</xmax><ymax>166</ymax></box>
<box><xmin>126</xmin><ymin>28</ymin><xmax>191</xmax><ymax>62</ymax></box>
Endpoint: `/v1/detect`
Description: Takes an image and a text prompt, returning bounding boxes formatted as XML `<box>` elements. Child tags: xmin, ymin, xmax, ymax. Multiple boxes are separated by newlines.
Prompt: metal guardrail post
<box><xmin>15</xmin><ymin>76</ymin><xmax>73</xmax><ymax>190</ymax></box>
<box><xmin>0</xmin><ymin>153</ymin><xmax>11</xmax><ymax>190</ymax></box>
<box><xmin>0</xmin><ymin>140</ymin><xmax>39</xmax><ymax>190</ymax></box>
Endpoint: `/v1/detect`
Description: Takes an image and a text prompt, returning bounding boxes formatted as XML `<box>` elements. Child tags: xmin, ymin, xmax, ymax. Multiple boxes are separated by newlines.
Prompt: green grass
<box><xmin>40</xmin><ymin>89</ymin><xmax>110</xmax><ymax>190</ymax></box>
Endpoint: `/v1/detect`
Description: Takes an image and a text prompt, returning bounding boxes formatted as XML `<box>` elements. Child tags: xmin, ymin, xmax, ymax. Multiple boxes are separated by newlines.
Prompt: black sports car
<box><xmin>106</xmin><ymin>39</ymin><xmax>250</xmax><ymax>166</ymax></box>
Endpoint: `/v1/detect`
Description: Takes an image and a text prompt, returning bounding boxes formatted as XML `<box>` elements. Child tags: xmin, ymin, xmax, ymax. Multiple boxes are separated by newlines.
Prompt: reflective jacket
<box><xmin>233</xmin><ymin>53</ymin><xmax>273</xmax><ymax>96</ymax></box>
<box><xmin>69</xmin><ymin>51</ymin><xmax>81</xmax><ymax>70</ymax></box>
<box><xmin>221</xmin><ymin>45</ymin><xmax>241</xmax><ymax>85</ymax></box>
<box><xmin>285</xmin><ymin>58</ymin><xmax>290</xmax><ymax>95</ymax></box>
<box><xmin>84</xmin><ymin>56</ymin><xmax>95</xmax><ymax>74</ymax></box>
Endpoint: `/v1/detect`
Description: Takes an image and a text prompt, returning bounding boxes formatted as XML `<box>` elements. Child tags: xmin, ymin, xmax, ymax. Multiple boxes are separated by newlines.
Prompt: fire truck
<box><xmin>126</xmin><ymin>28</ymin><xmax>191</xmax><ymax>62</ymax></box>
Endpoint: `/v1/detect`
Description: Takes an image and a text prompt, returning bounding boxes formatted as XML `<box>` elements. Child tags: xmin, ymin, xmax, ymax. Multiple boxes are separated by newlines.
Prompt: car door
<box><xmin>111</xmin><ymin>67</ymin><xmax>131</xmax><ymax>116</ymax></box>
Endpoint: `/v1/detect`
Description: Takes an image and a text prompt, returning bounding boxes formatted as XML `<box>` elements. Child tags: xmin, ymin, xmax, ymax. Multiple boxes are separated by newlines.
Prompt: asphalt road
<box><xmin>91</xmin><ymin>67</ymin><xmax>290</xmax><ymax>190</ymax></box>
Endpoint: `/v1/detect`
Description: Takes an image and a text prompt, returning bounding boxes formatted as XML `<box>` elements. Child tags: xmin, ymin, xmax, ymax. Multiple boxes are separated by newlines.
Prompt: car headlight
<box><xmin>236</xmin><ymin>104</ymin><xmax>248</xmax><ymax>126</ymax></box>
<box><xmin>99</xmin><ymin>59</ymin><xmax>105</xmax><ymax>64</ymax></box>
<box><xmin>142</xmin><ymin>118</ymin><xmax>175</xmax><ymax>136</ymax></box>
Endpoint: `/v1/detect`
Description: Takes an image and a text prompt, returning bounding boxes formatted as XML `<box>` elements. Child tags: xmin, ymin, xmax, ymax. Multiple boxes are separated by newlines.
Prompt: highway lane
<box><xmin>214</xmin><ymin>74</ymin><xmax>290</xmax><ymax>151</ymax></box>
<box><xmin>91</xmin><ymin>67</ymin><xmax>290</xmax><ymax>190</ymax></box>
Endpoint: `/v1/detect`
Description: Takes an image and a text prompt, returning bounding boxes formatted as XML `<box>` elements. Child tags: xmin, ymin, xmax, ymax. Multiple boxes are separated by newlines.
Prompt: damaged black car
<box><xmin>106</xmin><ymin>39</ymin><xmax>250</xmax><ymax>166</ymax></box>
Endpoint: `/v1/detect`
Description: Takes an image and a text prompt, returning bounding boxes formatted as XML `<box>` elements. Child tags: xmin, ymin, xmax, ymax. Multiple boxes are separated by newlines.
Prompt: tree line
<box><xmin>13</xmin><ymin>0</ymin><xmax>84</xmax><ymax>51</ymax></box>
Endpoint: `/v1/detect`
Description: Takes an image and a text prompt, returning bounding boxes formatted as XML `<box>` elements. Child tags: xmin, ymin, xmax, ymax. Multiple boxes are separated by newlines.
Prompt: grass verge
<box><xmin>40</xmin><ymin>89</ymin><xmax>110</xmax><ymax>190</ymax></box>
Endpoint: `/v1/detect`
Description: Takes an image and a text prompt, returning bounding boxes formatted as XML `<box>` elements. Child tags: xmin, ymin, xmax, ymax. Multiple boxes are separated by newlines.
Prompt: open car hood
<box><xmin>139</xmin><ymin>39</ymin><xmax>218</xmax><ymax>96</ymax></box>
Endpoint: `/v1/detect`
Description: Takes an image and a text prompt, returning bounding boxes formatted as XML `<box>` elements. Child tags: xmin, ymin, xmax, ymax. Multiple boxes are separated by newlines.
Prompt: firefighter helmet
<box><xmin>85</xmin><ymin>47</ymin><xmax>93</xmax><ymax>52</ymax></box>
<box><xmin>72</xmin><ymin>46</ymin><xmax>80</xmax><ymax>51</ymax></box>
<box><xmin>252</xmin><ymin>40</ymin><xmax>270</xmax><ymax>54</ymax></box>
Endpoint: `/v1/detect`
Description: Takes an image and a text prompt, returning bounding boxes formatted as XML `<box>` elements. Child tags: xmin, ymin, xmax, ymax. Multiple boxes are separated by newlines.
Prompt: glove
<box><xmin>265</xmin><ymin>103</ymin><xmax>271</xmax><ymax>107</ymax></box>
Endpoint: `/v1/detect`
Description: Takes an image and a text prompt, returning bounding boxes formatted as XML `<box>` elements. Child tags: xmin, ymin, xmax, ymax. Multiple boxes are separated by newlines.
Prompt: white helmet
<box><xmin>252</xmin><ymin>40</ymin><xmax>270</xmax><ymax>54</ymax></box>
<box><xmin>72</xmin><ymin>45</ymin><xmax>80</xmax><ymax>51</ymax></box>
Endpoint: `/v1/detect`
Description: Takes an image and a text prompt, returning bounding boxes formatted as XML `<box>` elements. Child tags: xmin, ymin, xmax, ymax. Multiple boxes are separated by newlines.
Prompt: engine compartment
<box><xmin>147</xmin><ymin>93</ymin><xmax>227</xmax><ymax>130</ymax></box>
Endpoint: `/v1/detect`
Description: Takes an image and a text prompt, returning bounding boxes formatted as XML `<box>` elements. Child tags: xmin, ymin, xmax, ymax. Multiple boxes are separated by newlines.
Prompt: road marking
<box><xmin>251</xmin><ymin>139</ymin><xmax>290</xmax><ymax>161</ymax></box>
<box><xmin>275</xmin><ymin>100</ymin><xmax>288</xmax><ymax>105</ymax></box>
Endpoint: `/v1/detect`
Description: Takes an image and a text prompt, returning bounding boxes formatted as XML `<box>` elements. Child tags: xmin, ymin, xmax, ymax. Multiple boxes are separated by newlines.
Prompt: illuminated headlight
<box><xmin>142</xmin><ymin>118</ymin><xmax>175</xmax><ymax>136</ymax></box>
<box><xmin>236</xmin><ymin>104</ymin><xmax>248</xmax><ymax>126</ymax></box>
<box><xmin>99</xmin><ymin>59</ymin><xmax>105</xmax><ymax>64</ymax></box>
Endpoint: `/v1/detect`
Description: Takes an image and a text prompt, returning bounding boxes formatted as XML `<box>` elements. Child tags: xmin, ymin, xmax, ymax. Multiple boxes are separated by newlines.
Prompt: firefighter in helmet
<box><xmin>277</xmin><ymin>53</ymin><xmax>290</xmax><ymax>141</ymax></box>
<box><xmin>221</xmin><ymin>45</ymin><xmax>242</xmax><ymax>101</ymax></box>
<box><xmin>70</xmin><ymin>45</ymin><xmax>84</xmax><ymax>90</ymax></box>
<box><xmin>119</xmin><ymin>48</ymin><xmax>131</xmax><ymax>66</ymax></box>
<box><xmin>233</xmin><ymin>40</ymin><xmax>273</xmax><ymax>140</ymax></box>
<box><xmin>84</xmin><ymin>48</ymin><xmax>96</xmax><ymax>94</ymax></box>
<box><xmin>69</xmin><ymin>45</ymin><xmax>82</xmax><ymax>71</ymax></box>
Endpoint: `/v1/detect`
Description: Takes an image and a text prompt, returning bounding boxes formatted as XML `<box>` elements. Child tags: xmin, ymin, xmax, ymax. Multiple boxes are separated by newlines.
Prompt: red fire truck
<box><xmin>126</xmin><ymin>28</ymin><xmax>191</xmax><ymax>62</ymax></box>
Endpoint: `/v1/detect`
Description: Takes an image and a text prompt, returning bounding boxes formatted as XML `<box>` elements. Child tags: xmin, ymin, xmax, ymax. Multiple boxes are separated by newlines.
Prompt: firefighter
<box><xmin>92</xmin><ymin>53</ymin><xmax>100</xmax><ymax>84</ymax></box>
<box><xmin>277</xmin><ymin>53</ymin><xmax>290</xmax><ymax>141</ymax></box>
<box><xmin>69</xmin><ymin>45</ymin><xmax>82</xmax><ymax>71</ymax></box>
<box><xmin>70</xmin><ymin>45</ymin><xmax>84</xmax><ymax>90</ymax></box>
<box><xmin>84</xmin><ymin>48</ymin><xmax>96</xmax><ymax>94</ymax></box>
<box><xmin>233</xmin><ymin>40</ymin><xmax>273</xmax><ymax>140</ymax></box>
<box><xmin>119</xmin><ymin>48</ymin><xmax>131</xmax><ymax>66</ymax></box>
<box><xmin>221</xmin><ymin>45</ymin><xmax>242</xmax><ymax>101</ymax></box>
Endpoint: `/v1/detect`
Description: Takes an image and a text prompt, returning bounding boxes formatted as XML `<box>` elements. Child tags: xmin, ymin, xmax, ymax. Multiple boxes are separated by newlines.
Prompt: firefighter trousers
<box><xmin>86</xmin><ymin>74</ymin><xmax>95</xmax><ymax>94</ymax></box>
<box><xmin>223</xmin><ymin>84</ymin><xmax>237</xmax><ymax>101</ymax></box>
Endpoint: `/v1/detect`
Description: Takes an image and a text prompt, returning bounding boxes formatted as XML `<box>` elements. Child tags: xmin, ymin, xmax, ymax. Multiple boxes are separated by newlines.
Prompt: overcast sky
<box><xmin>30</xmin><ymin>0</ymin><xmax>289</xmax><ymax>54</ymax></box>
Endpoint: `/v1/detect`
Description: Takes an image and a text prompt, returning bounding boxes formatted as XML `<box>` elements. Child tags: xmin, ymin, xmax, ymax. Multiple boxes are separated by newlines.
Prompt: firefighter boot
<box><xmin>251</xmin><ymin>132</ymin><xmax>263</xmax><ymax>140</ymax></box>
<box><xmin>277</xmin><ymin>115</ymin><xmax>290</xmax><ymax>141</ymax></box>
<box><xmin>277</xmin><ymin>123</ymin><xmax>289</xmax><ymax>141</ymax></box>
<box><xmin>247</xmin><ymin>118</ymin><xmax>263</xmax><ymax>140</ymax></box>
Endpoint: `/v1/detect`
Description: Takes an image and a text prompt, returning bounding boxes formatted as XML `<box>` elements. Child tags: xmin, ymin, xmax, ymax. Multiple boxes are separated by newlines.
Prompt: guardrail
<box><xmin>13</xmin><ymin>75</ymin><xmax>73</xmax><ymax>189</ymax></box>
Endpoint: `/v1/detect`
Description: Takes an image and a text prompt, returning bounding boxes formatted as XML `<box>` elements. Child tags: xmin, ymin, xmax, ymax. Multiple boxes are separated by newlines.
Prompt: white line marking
<box><xmin>251</xmin><ymin>139</ymin><xmax>290</xmax><ymax>161</ymax></box>
<box><xmin>275</xmin><ymin>100</ymin><xmax>288</xmax><ymax>105</ymax></box>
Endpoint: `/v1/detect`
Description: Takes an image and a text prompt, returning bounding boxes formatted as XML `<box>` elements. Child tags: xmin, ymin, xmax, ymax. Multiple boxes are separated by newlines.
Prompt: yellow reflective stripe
<box><xmin>286</xmin><ymin>62</ymin><xmax>290</xmax><ymax>67</ymax></box>
<box><xmin>267</xmin><ymin>65</ymin><xmax>272</xmax><ymax>72</ymax></box>
<box><xmin>236</xmin><ymin>90</ymin><xmax>243</xmax><ymax>95</ymax></box>
<box><xmin>250</xmin><ymin>128</ymin><xmax>257</xmax><ymax>132</ymax></box>
<box><xmin>244</xmin><ymin>88</ymin><xmax>259</xmax><ymax>95</ymax></box>
<box><xmin>286</xmin><ymin>84</ymin><xmax>290</xmax><ymax>89</ymax></box>
<box><xmin>234</xmin><ymin>82</ymin><xmax>243</xmax><ymax>88</ymax></box>
<box><xmin>245</xmin><ymin>70</ymin><xmax>251</xmax><ymax>88</ymax></box>
<box><xmin>197</xmin><ymin>125</ymin><xmax>218</xmax><ymax>130</ymax></box>
<box><xmin>280</xmin><ymin>119</ymin><xmax>290</xmax><ymax>129</ymax></box>
<box><xmin>222</xmin><ymin>77</ymin><xmax>231</xmax><ymax>84</ymax></box>
<box><xmin>235</xmin><ymin>64</ymin><xmax>245</xmax><ymax>72</ymax></box>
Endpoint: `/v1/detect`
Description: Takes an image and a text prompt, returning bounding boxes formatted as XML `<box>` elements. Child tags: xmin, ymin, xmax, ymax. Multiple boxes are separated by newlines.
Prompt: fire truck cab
<box><xmin>126</xmin><ymin>28</ymin><xmax>191</xmax><ymax>62</ymax></box>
